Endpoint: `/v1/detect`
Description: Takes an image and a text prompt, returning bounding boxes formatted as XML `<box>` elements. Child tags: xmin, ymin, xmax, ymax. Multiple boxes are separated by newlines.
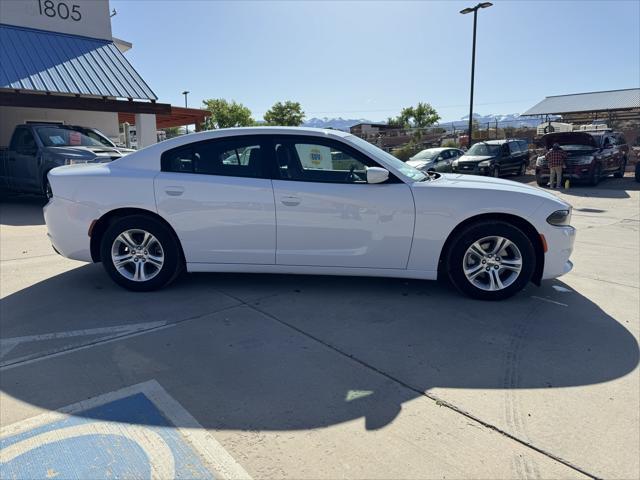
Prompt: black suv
<box><xmin>452</xmin><ymin>139</ymin><xmax>529</xmax><ymax>177</ymax></box>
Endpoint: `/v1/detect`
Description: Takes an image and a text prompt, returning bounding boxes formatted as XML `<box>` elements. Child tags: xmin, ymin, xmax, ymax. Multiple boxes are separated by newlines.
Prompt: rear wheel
<box><xmin>100</xmin><ymin>215</ymin><xmax>182</xmax><ymax>291</ymax></box>
<box><xmin>446</xmin><ymin>221</ymin><xmax>535</xmax><ymax>300</ymax></box>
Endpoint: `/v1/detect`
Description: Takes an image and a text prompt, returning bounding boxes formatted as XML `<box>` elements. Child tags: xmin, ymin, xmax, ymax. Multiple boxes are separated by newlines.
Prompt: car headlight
<box><xmin>573</xmin><ymin>155</ymin><xmax>594</xmax><ymax>165</ymax></box>
<box><xmin>451</xmin><ymin>160</ymin><xmax>459</xmax><ymax>167</ymax></box>
<box><xmin>547</xmin><ymin>209</ymin><xmax>572</xmax><ymax>226</ymax></box>
<box><xmin>478</xmin><ymin>160</ymin><xmax>492</xmax><ymax>167</ymax></box>
<box><xmin>536</xmin><ymin>156</ymin><xmax>546</xmax><ymax>167</ymax></box>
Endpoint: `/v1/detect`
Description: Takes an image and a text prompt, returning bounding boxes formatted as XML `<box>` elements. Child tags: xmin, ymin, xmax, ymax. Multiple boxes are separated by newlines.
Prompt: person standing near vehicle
<box><xmin>546</xmin><ymin>143</ymin><xmax>567</xmax><ymax>189</ymax></box>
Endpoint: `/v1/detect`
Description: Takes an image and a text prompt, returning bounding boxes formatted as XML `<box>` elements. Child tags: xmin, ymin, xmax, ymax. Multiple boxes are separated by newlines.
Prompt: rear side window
<box><xmin>11</xmin><ymin>128</ymin><xmax>37</xmax><ymax>153</ymax></box>
<box><xmin>508</xmin><ymin>141</ymin><xmax>520</xmax><ymax>154</ymax></box>
<box><xmin>162</xmin><ymin>138</ymin><xmax>264</xmax><ymax>178</ymax></box>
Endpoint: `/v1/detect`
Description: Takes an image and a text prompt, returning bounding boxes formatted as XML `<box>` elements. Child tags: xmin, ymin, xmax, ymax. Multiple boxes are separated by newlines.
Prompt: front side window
<box><xmin>161</xmin><ymin>138</ymin><xmax>264</xmax><ymax>178</ymax></box>
<box><xmin>276</xmin><ymin>140</ymin><xmax>369</xmax><ymax>183</ymax></box>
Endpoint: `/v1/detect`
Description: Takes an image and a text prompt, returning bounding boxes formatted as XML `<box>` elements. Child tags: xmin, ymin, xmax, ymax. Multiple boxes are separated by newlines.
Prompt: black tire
<box><xmin>613</xmin><ymin>157</ymin><xmax>626</xmax><ymax>179</ymax></box>
<box><xmin>44</xmin><ymin>178</ymin><xmax>52</xmax><ymax>199</ymax></box>
<box><xmin>100</xmin><ymin>215</ymin><xmax>183</xmax><ymax>291</ymax></box>
<box><xmin>635</xmin><ymin>162</ymin><xmax>640</xmax><ymax>183</ymax></box>
<box><xmin>589</xmin><ymin>164</ymin><xmax>602</xmax><ymax>186</ymax></box>
<box><xmin>491</xmin><ymin>166</ymin><xmax>500</xmax><ymax>178</ymax></box>
<box><xmin>445</xmin><ymin>221</ymin><xmax>536</xmax><ymax>301</ymax></box>
<box><xmin>536</xmin><ymin>178</ymin><xmax>547</xmax><ymax>187</ymax></box>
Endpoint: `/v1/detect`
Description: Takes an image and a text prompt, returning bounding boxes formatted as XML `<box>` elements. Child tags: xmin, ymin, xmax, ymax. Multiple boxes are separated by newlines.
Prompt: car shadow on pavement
<box><xmin>0</xmin><ymin>195</ymin><xmax>46</xmax><ymax>226</ymax></box>
<box><xmin>525</xmin><ymin>176</ymin><xmax>639</xmax><ymax>199</ymax></box>
<box><xmin>1</xmin><ymin>265</ymin><xmax>638</xmax><ymax>432</ymax></box>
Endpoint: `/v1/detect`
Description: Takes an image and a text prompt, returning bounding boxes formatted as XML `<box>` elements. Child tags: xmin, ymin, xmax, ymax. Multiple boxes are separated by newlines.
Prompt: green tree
<box><xmin>389</xmin><ymin>102</ymin><xmax>440</xmax><ymax>129</ymax></box>
<box><xmin>202</xmin><ymin>99</ymin><xmax>254</xmax><ymax>129</ymax></box>
<box><xmin>162</xmin><ymin>126</ymin><xmax>182</xmax><ymax>138</ymax></box>
<box><xmin>264</xmin><ymin>101</ymin><xmax>305</xmax><ymax>126</ymax></box>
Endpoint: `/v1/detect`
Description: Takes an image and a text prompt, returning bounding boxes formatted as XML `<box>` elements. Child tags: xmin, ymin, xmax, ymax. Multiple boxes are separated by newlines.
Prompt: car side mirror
<box><xmin>366</xmin><ymin>167</ymin><xmax>389</xmax><ymax>184</ymax></box>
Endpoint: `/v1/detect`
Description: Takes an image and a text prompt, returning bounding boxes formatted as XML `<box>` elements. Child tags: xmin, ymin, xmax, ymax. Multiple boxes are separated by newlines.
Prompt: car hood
<box><xmin>457</xmin><ymin>155</ymin><xmax>494</xmax><ymax>163</ymax></box>
<box><xmin>541</xmin><ymin>131</ymin><xmax>599</xmax><ymax>149</ymax></box>
<box><xmin>415</xmin><ymin>173</ymin><xmax>567</xmax><ymax>204</ymax></box>
<box><xmin>44</xmin><ymin>146</ymin><xmax>124</xmax><ymax>161</ymax></box>
<box><xmin>407</xmin><ymin>159</ymin><xmax>434</xmax><ymax>168</ymax></box>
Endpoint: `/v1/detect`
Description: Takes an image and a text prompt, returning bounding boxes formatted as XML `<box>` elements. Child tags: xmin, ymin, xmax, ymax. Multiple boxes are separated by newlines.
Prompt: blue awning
<box><xmin>0</xmin><ymin>24</ymin><xmax>157</xmax><ymax>101</ymax></box>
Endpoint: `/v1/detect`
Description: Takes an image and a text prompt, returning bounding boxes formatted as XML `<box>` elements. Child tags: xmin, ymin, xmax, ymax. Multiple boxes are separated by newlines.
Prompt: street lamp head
<box><xmin>479</xmin><ymin>2</ymin><xmax>493</xmax><ymax>8</ymax></box>
<box><xmin>182</xmin><ymin>90</ymin><xmax>189</xmax><ymax>96</ymax></box>
<box><xmin>460</xmin><ymin>7</ymin><xmax>474</xmax><ymax>14</ymax></box>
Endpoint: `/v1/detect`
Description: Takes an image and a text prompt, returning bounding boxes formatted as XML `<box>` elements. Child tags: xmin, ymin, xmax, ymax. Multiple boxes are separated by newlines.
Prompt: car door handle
<box><xmin>164</xmin><ymin>186</ymin><xmax>184</xmax><ymax>196</ymax></box>
<box><xmin>280</xmin><ymin>195</ymin><xmax>301</xmax><ymax>206</ymax></box>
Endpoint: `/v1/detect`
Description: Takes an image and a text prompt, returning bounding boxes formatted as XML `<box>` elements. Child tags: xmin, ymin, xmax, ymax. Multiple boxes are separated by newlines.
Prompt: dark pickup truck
<box><xmin>535</xmin><ymin>131</ymin><xmax>629</xmax><ymax>186</ymax></box>
<box><xmin>0</xmin><ymin>123</ymin><xmax>128</xmax><ymax>197</ymax></box>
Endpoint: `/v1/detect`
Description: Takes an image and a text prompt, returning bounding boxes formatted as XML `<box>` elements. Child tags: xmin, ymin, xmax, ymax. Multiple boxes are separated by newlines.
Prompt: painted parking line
<box><xmin>0</xmin><ymin>380</ymin><xmax>251</xmax><ymax>480</ymax></box>
<box><xmin>0</xmin><ymin>322</ymin><xmax>175</xmax><ymax>370</ymax></box>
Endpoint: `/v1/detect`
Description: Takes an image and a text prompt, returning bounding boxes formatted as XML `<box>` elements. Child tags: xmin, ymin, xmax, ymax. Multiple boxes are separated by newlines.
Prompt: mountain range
<box><xmin>302</xmin><ymin>114</ymin><xmax>551</xmax><ymax>132</ymax></box>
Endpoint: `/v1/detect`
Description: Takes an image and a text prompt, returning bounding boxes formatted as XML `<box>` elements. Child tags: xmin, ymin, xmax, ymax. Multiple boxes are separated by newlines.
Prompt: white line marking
<box><xmin>0</xmin><ymin>379</ymin><xmax>252</xmax><ymax>480</ymax></box>
<box><xmin>0</xmin><ymin>324</ymin><xmax>175</xmax><ymax>371</ymax></box>
<box><xmin>551</xmin><ymin>285</ymin><xmax>573</xmax><ymax>293</ymax></box>
<box><xmin>531</xmin><ymin>296</ymin><xmax>569</xmax><ymax>307</ymax></box>
<box><xmin>0</xmin><ymin>321</ymin><xmax>167</xmax><ymax>345</ymax></box>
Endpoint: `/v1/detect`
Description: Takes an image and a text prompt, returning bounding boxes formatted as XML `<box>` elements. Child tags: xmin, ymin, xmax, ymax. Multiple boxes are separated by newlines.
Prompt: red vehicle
<box><xmin>535</xmin><ymin>131</ymin><xmax>629</xmax><ymax>186</ymax></box>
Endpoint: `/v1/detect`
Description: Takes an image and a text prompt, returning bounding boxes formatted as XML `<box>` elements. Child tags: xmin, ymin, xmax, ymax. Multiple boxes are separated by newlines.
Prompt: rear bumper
<box><xmin>43</xmin><ymin>196</ymin><xmax>95</xmax><ymax>262</ymax></box>
<box><xmin>541</xmin><ymin>225</ymin><xmax>576</xmax><ymax>280</ymax></box>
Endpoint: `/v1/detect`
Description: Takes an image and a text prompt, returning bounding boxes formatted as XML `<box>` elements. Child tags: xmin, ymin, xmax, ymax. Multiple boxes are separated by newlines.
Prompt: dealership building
<box><xmin>0</xmin><ymin>0</ymin><xmax>207</xmax><ymax>147</ymax></box>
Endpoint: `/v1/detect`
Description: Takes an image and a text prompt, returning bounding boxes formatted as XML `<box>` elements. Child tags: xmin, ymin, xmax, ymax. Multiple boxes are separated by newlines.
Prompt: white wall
<box><xmin>0</xmin><ymin>107</ymin><xmax>119</xmax><ymax>146</ymax></box>
<box><xmin>0</xmin><ymin>0</ymin><xmax>112</xmax><ymax>40</ymax></box>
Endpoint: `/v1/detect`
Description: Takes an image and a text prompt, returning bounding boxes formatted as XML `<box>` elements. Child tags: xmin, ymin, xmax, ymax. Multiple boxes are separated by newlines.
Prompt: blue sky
<box><xmin>111</xmin><ymin>0</ymin><xmax>639</xmax><ymax>122</ymax></box>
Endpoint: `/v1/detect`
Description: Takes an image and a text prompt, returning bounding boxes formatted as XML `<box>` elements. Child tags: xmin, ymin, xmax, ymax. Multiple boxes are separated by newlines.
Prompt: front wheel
<box><xmin>100</xmin><ymin>215</ymin><xmax>183</xmax><ymax>291</ymax></box>
<box><xmin>517</xmin><ymin>162</ymin><xmax>527</xmax><ymax>176</ymax></box>
<box><xmin>613</xmin><ymin>157</ymin><xmax>626</xmax><ymax>178</ymax></box>
<box><xmin>589</xmin><ymin>164</ymin><xmax>602</xmax><ymax>186</ymax></box>
<box><xmin>491</xmin><ymin>166</ymin><xmax>500</xmax><ymax>178</ymax></box>
<box><xmin>445</xmin><ymin>221</ymin><xmax>536</xmax><ymax>300</ymax></box>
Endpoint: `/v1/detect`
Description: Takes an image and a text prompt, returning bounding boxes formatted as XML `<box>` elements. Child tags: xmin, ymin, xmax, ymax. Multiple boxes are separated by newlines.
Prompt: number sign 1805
<box><xmin>38</xmin><ymin>0</ymin><xmax>82</xmax><ymax>21</ymax></box>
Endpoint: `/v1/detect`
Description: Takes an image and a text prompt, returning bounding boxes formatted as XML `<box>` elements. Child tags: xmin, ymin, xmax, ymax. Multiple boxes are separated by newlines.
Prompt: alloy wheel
<box><xmin>110</xmin><ymin>229</ymin><xmax>164</xmax><ymax>282</ymax></box>
<box><xmin>462</xmin><ymin>236</ymin><xmax>522</xmax><ymax>291</ymax></box>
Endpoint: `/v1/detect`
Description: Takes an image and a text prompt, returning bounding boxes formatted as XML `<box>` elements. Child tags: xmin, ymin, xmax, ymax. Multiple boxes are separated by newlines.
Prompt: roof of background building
<box><xmin>522</xmin><ymin>88</ymin><xmax>640</xmax><ymax>116</ymax></box>
<box><xmin>0</xmin><ymin>24</ymin><xmax>157</xmax><ymax>101</ymax></box>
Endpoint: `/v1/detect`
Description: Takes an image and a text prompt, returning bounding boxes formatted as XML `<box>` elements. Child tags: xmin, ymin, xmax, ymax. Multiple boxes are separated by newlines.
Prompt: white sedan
<box><xmin>44</xmin><ymin>127</ymin><xmax>575</xmax><ymax>300</ymax></box>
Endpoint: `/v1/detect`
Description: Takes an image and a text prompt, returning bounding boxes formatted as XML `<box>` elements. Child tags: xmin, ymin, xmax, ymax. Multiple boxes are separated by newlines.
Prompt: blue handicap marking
<box><xmin>1</xmin><ymin>392</ymin><xmax>215</xmax><ymax>479</ymax></box>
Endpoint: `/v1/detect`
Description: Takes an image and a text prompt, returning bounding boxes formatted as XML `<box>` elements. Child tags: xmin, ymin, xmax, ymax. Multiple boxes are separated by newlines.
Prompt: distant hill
<box><xmin>303</xmin><ymin>117</ymin><xmax>373</xmax><ymax>131</ymax></box>
<box><xmin>302</xmin><ymin>113</ymin><xmax>551</xmax><ymax>132</ymax></box>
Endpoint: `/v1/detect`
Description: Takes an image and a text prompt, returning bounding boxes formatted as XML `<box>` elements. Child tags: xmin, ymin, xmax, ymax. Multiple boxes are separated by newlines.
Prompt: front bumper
<box><xmin>536</xmin><ymin>164</ymin><xmax>595</xmax><ymax>181</ymax></box>
<box><xmin>43</xmin><ymin>196</ymin><xmax>95</xmax><ymax>262</ymax></box>
<box><xmin>452</xmin><ymin>163</ymin><xmax>491</xmax><ymax>175</ymax></box>
<box><xmin>541</xmin><ymin>225</ymin><xmax>576</xmax><ymax>280</ymax></box>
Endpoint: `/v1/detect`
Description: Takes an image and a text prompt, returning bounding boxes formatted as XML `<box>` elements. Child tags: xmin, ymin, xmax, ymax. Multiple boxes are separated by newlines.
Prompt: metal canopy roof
<box><xmin>522</xmin><ymin>88</ymin><xmax>640</xmax><ymax>116</ymax></box>
<box><xmin>0</xmin><ymin>24</ymin><xmax>157</xmax><ymax>101</ymax></box>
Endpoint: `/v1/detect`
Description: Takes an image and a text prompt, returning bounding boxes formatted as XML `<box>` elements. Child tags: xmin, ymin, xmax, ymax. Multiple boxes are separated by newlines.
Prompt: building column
<box><xmin>135</xmin><ymin>113</ymin><xmax>157</xmax><ymax>147</ymax></box>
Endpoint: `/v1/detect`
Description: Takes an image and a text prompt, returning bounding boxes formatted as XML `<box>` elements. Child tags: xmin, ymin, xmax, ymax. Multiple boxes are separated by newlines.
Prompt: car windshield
<box><xmin>346</xmin><ymin>135</ymin><xmax>428</xmax><ymax>182</ymax></box>
<box><xmin>466</xmin><ymin>143</ymin><xmax>501</xmax><ymax>156</ymax></box>
<box><xmin>72</xmin><ymin>127</ymin><xmax>116</xmax><ymax>148</ymax></box>
<box><xmin>412</xmin><ymin>149</ymin><xmax>439</xmax><ymax>160</ymax></box>
<box><xmin>36</xmin><ymin>126</ymin><xmax>104</xmax><ymax>147</ymax></box>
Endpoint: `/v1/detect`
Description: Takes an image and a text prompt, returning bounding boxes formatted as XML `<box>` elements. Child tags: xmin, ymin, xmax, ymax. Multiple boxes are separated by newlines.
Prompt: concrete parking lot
<box><xmin>1</xmin><ymin>175</ymin><xmax>638</xmax><ymax>479</ymax></box>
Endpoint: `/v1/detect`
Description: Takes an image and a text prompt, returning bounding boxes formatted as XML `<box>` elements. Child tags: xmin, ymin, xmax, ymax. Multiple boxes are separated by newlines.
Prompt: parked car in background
<box><xmin>68</xmin><ymin>125</ymin><xmax>136</xmax><ymax>154</ymax></box>
<box><xmin>452</xmin><ymin>139</ymin><xmax>529</xmax><ymax>177</ymax></box>
<box><xmin>535</xmin><ymin>131</ymin><xmax>629</xmax><ymax>186</ymax></box>
<box><xmin>406</xmin><ymin>147</ymin><xmax>464</xmax><ymax>173</ymax></box>
<box><xmin>44</xmin><ymin>127</ymin><xmax>575</xmax><ymax>301</ymax></box>
<box><xmin>0</xmin><ymin>123</ymin><xmax>126</xmax><ymax>197</ymax></box>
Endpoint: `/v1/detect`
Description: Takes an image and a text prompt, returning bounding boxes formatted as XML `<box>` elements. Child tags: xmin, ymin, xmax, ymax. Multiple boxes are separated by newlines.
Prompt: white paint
<box><xmin>0</xmin><ymin>423</ymin><xmax>176</xmax><ymax>480</ymax></box>
<box><xmin>0</xmin><ymin>380</ymin><xmax>252</xmax><ymax>480</ymax></box>
<box><xmin>0</xmin><ymin>323</ymin><xmax>175</xmax><ymax>371</ymax></box>
<box><xmin>44</xmin><ymin>127</ymin><xmax>576</xmax><ymax>295</ymax></box>
<box><xmin>531</xmin><ymin>296</ymin><xmax>569</xmax><ymax>307</ymax></box>
<box><xmin>0</xmin><ymin>0</ymin><xmax>112</xmax><ymax>40</ymax></box>
<box><xmin>552</xmin><ymin>285</ymin><xmax>573</xmax><ymax>293</ymax></box>
<box><xmin>345</xmin><ymin>390</ymin><xmax>374</xmax><ymax>401</ymax></box>
<box><xmin>135</xmin><ymin>113</ymin><xmax>157</xmax><ymax>148</ymax></box>
<box><xmin>0</xmin><ymin>106</ymin><xmax>119</xmax><ymax>146</ymax></box>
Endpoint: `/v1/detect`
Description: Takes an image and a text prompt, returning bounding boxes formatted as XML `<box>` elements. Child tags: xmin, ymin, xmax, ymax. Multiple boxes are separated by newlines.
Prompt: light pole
<box><xmin>460</xmin><ymin>2</ymin><xmax>492</xmax><ymax>147</ymax></box>
<box><xmin>182</xmin><ymin>90</ymin><xmax>189</xmax><ymax>133</ymax></box>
